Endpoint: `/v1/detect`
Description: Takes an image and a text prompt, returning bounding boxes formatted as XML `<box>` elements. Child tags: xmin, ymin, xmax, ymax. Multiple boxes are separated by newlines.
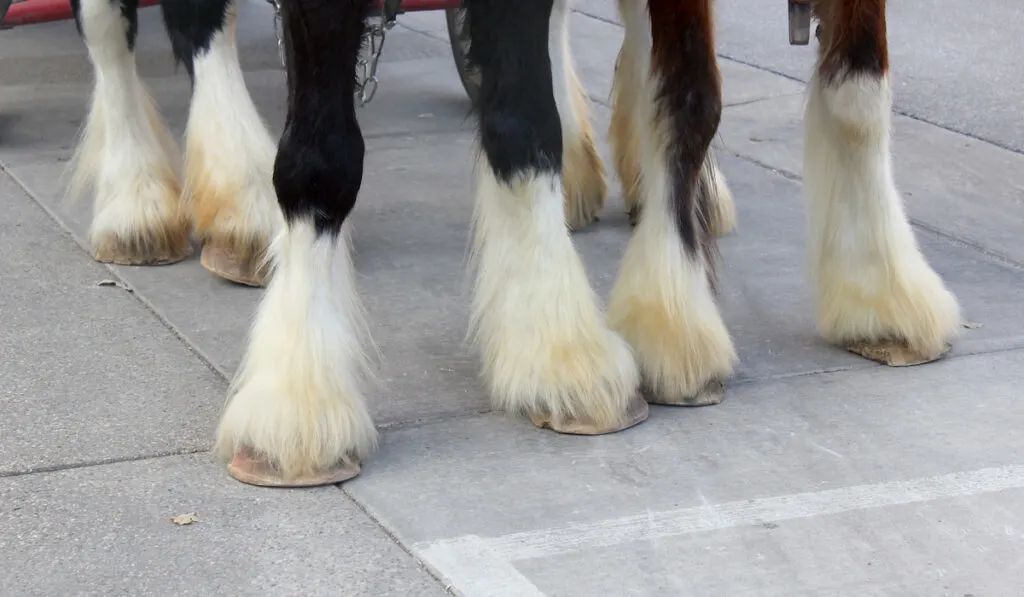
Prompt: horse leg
<box><xmin>215</xmin><ymin>0</ymin><xmax>376</xmax><ymax>486</ymax></box>
<box><xmin>609</xmin><ymin>5</ymin><xmax>735</xmax><ymax>236</ymax></box>
<box><xmin>609</xmin><ymin>44</ymin><xmax>643</xmax><ymax>225</ymax></box>
<box><xmin>805</xmin><ymin>0</ymin><xmax>960</xmax><ymax>365</ymax></box>
<box><xmin>161</xmin><ymin>0</ymin><xmax>284</xmax><ymax>286</ymax></box>
<box><xmin>550</xmin><ymin>1</ymin><xmax>607</xmax><ymax>230</ymax></box>
<box><xmin>69</xmin><ymin>0</ymin><xmax>191</xmax><ymax>265</ymax></box>
<box><xmin>464</xmin><ymin>0</ymin><xmax>647</xmax><ymax>434</ymax></box>
<box><xmin>607</xmin><ymin>0</ymin><xmax>737</xmax><ymax>405</ymax></box>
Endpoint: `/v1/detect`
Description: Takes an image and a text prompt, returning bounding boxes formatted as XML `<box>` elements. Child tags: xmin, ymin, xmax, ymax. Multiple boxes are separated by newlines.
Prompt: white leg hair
<box><xmin>186</xmin><ymin>1</ymin><xmax>283</xmax><ymax>286</ymax></box>
<box><xmin>469</xmin><ymin>161</ymin><xmax>641</xmax><ymax>431</ymax></box>
<box><xmin>549</xmin><ymin>0</ymin><xmax>606</xmax><ymax>231</ymax></box>
<box><xmin>606</xmin><ymin>0</ymin><xmax>736</xmax><ymax>404</ymax></box>
<box><xmin>804</xmin><ymin>71</ymin><xmax>961</xmax><ymax>363</ymax></box>
<box><xmin>216</xmin><ymin>219</ymin><xmax>376</xmax><ymax>485</ymax></box>
<box><xmin>699</xmin><ymin>153</ymin><xmax>738</xmax><ymax>237</ymax></box>
<box><xmin>69</xmin><ymin>0</ymin><xmax>190</xmax><ymax>265</ymax></box>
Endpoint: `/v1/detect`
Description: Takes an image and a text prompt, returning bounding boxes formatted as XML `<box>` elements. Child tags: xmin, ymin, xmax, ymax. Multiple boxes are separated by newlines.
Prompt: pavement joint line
<box><xmin>909</xmin><ymin>218</ymin><xmax>1024</xmax><ymax>272</ymax></box>
<box><xmin>713</xmin><ymin>50</ymin><xmax>1024</xmax><ymax>157</ymax></box>
<box><xmin>377</xmin><ymin>344</ymin><xmax>1024</xmax><ymax>437</ymax></box>
<box><xmin>724</xmin><ymin>150</ymin><xmax>803</xmax><ymax>182</ymax></box>
<box><xmin>571</xmin><ymin>7</ymin><xmax>618</xmax><ymax>27</ymax></box>
<box><xmin>589</xmin><ymin>90</ymin><xmax>804</xmax><ymax>112</ymax></box>
<box><xmin>413</xmin><ymin>463</ymin><xmax>1024</xmax><ymax>596</ymax></box>
<box><xmin>0</xmin><ymin>447</ymin><xmax>211</xmax><ymax>480</ymax></box>
<box><xmin>339</xmin><ymin>483</ymin><xmax>459</xmax><ymax>596</ymax></box>
<box><xmin>721</xmin><ymin>151</ymin><xmax>1024</xmax><ymax>271</ymax></box>
<box><xmin>375</xmin><ymin>408</ymin><xmax>494</xmax><ymax>431</ymax></box>
<box><xmin>396</xmin><ymin>19</ymin><xmax>448</xmax><ymax>45</ymax></box>
<box><xmin>722</xmin><ymin>91</ymin><xmax>806</xmax><ymax>109</ymax></box>
<box><xmin>714</xmin><ymin>52</ymin><xmax>1024</xmax><ymax>158</ymax></box>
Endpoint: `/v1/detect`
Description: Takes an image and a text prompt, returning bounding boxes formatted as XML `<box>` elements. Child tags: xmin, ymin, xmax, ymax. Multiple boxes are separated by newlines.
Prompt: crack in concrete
<box><xmin>0</xmin><ymin>447</ymin><xmax>211</xmax><ymax>479</ymax></box>
<box><xmin>723</xmin><ymin>151</ymin><xmax>1024</xmax><ymax>271</ymax></box>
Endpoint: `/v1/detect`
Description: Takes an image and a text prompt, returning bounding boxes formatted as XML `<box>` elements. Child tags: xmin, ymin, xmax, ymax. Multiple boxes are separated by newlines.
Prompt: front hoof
<box><xmin>92</xmin><ymin>232</ymin><xmax>193</xmax><ymax>266</ymax></box>
<box><xmin>845</xmin><ymin>339</ymin><xmax>952</xmax><ymax>367</ymax></box>
<box><xmin>529</xmin><ymin>393</ymin><xmax>649</xmax><ymax>436</ymax></box>
<box><xmin>227</xmin><ymin>446</ymin><xmax>361</xmax><ymax>488</ymax></box>
<box><xmin>644</xmin><ymin>378</ymin><xmax>726</xmax><ymax>406</ymax></box>
<box><xmin>201</xmin><ymin>244</ymin><xmax>269</xmax><ymax>287</ymax></box>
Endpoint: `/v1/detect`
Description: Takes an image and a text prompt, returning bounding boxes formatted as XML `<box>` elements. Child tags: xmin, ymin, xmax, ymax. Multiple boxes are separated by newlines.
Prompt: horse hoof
<box><xmin>529</xmin><ymin>393</ymin><xmax>649</xmax><ymax>435</ymax></box>
<box><xmin>226</xmin><ymin>446</ymin><xmax>361</xmax><ymax>488</ymax></box>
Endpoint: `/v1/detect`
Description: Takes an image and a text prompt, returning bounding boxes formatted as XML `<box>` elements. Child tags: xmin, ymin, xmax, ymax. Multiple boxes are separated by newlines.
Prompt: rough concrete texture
<box><xmin>1</xmin><ymin>2</ymin><xmax>1022</xmax><ymax>596</ymax></box>
<box><xmin>0</xmin><ymin>454</ymin><xmax>447</xmax><ymax>597</ymax></box>
<box><xmin>0</xmin><ymin>174</ymin><xmax>223</xmax><ymax>475</ymax></box>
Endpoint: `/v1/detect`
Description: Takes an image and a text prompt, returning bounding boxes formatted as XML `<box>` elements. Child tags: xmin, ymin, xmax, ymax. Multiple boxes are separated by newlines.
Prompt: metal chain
<box><xmin>266</xmin><ymin>0</ymin><xmax>285</xmax><ymax>66</ymax></box>
<box><xmin>355</xmin><ymin>18</ymin><xmax>389</xmax><ymax>106</ymax></box>
<box><xmin>264</xmin><ymin>0</ymin><xmax>395</xmax><ymax>108</ymax></box>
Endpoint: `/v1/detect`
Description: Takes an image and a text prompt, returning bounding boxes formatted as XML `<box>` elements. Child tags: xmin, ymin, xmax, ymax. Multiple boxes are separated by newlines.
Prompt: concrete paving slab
<box><xmin>345</xmin><ymin>349</ymin><xmax>1024</xmax><ymax>596</ymax></box>
<box><xmin>720</xmin><ymin>94</ymin><xmax>1024</xmax><ymax>265</ymax></box>
<box><xmin>0</xmin><ymin>454</ymin><xmax>447</xmax><ymax>597</ymax></box>
<box><xmin>0</xmin><ymin>173</ymin><xmax>224</xmax><ymax>476</ymax></box>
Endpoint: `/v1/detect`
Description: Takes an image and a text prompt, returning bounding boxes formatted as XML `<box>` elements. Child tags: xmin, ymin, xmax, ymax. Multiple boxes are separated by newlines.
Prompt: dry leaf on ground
<box><xmin>170</xmin><ymin>513</ymin><xmax>200</xmax><ymax>526</ymax></box>
<box><xmin>96</xmin><ymin>279</ymin><xmax>133</xmax><ymax>292</ymax></box>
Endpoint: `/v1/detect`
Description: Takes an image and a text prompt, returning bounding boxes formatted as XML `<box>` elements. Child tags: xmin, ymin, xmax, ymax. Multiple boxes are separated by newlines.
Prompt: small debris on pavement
<box><xmin>96</xmin><ymin>279</ymin><xmax>133</xmax><ymax>292</ymax></box>
<box><xmin>963</xmin><ymin>322</ymin><xmax>984</xmax><ymax>329</ymax></box>
<box><xmin>169</xmin><ymin>513</ymin><xmax>200</xmax><ymax>526</ymax></box>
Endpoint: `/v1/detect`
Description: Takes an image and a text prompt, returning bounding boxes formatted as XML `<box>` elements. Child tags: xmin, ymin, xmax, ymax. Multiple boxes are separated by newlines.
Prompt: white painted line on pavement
<box><xmin>418</xmin><ymin>535</ymin><xmax>546</xmax><ymax>597</ymax></box>
<box><xmin>414</xmin><ymin>464</ymin><xmax>1024</xmax><ymax>596</ymax></box>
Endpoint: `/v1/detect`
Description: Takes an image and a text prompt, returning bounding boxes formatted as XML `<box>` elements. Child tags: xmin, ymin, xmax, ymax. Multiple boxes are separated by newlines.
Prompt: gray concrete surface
<box><xmin>1</xmin><ymin>2</ymin><xmax>1022</xmax><ymax>596</ymax></box>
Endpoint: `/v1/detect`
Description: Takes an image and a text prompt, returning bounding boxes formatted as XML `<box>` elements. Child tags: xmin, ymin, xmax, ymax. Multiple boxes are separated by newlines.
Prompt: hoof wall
<box><xmin>93</xmin><ymin>240</ymin><xmax>192</xmax><ymax>266</ymax></box>
<box><xmin>845</xmin><ymin>340</ymin><xmax>952</xmax><ymax>367</ymax></box>
<box><xmin>227</xmin><ymin>447</ymin><xmax>361</xmax><ymax>488</ymax></box>
<box><xmin>530</xmin><ymin>393</ymin><xmax>649</xmax><ymax>436</ymax></box>
<box><xmin>201</xmin><ymin>245</ymin><xmax>268</xmax><ymax>287</ymax></box>
<box><xmin>645</xmin><ymin>379</ymin><xmax>726</xmax><ymax>406</ymax></box>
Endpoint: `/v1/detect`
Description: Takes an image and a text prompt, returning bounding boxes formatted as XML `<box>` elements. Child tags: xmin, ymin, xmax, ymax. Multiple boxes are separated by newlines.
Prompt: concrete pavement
<box><xmin>1</xmin><ymin>2</ymin><xmax>1023</xmax><ymax>595</ymax></box>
